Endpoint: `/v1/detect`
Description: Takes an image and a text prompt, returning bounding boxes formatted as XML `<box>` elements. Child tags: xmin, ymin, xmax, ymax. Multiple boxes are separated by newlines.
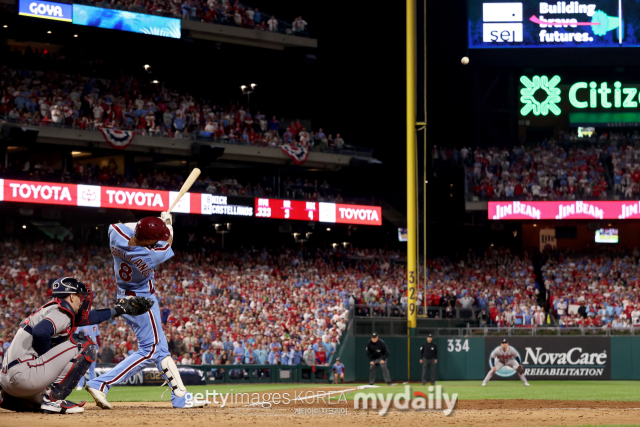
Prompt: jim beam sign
<box><xmin>486</xmin><ymin>337</ymin><xmax>610</xmax><ymax>380</ymax></box>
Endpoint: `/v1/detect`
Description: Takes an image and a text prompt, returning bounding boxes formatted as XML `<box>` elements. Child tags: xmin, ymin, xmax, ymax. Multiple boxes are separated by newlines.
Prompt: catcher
<box><xmin>482</xmin><ymin>338</ymin><xmax>530</xmax><ymax>387</ymax></box>
<box><xmin>0</xmin><ymin>277</ymin><xmax>153</xmax><ymax>414</ymax></box>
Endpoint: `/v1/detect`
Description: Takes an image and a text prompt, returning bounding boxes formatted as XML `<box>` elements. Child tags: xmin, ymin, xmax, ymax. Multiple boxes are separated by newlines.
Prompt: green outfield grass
<box><xmin>68</xmin><ymin>381</ymin><xmax>640</xmax><ymax>403</ymax></box>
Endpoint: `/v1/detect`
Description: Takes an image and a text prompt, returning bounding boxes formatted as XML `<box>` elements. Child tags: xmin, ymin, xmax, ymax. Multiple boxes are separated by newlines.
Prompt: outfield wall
<box><xmin>353</xmin><ymin>336</ymin><xmax>639</xmax><ymax>382</ymax></box>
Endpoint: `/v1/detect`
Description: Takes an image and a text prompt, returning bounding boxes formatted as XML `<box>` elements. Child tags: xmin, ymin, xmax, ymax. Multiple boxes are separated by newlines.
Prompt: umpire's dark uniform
<box><xmin>366</xmin><ymin>332</ymin><xmax>392</xmax><ymax>385</ymax></box>
<box><xmin>420</xmin><ymin>335</ymin><xmax>438</xmax><ymax>385</ymax></box>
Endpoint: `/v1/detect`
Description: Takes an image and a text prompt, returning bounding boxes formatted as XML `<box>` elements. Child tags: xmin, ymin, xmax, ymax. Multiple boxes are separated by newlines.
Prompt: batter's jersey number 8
<box><xmin>119</xmin><ymin>262</ymin><xmax>133</xmax><ymax>282</ymax></box>
<box><xmin>447</xmin><ymin>339</ymin><xmax>469</xmax><ymax>353</ymax></box>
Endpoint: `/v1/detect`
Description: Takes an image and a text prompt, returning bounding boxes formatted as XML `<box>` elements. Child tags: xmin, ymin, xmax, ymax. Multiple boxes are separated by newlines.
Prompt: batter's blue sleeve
<box><xmin>32</xmin><ymin>319</ymin><xmax>55</xmax><ymax>355</ymax></box>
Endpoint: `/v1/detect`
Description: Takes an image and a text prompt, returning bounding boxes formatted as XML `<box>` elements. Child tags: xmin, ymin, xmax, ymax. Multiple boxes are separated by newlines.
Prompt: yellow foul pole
<box><xmin>406</xmin><ymin>0</ymin><xmax>418</xmax><ymax>381</ymax></box>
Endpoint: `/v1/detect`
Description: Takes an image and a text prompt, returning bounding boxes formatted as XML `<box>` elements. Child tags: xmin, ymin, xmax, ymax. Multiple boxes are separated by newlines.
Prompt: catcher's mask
<box><xmin>52</xmin><ymin>277</ymin><xmax>94</xmax><ymax>324</ymax></box>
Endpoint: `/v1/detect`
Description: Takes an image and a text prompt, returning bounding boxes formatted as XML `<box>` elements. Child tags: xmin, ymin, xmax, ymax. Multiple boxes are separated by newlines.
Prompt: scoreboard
<box><xmin>255</xmin><ymin>199</ymin><xmax>318</xmax><ymax>221</ymax></box>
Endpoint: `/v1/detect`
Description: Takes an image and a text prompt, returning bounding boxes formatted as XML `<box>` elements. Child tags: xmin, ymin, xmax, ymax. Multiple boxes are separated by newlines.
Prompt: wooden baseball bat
<box><xmin>167</xmin><ymin>168</ymin><xmax>201</xmax><ymax>213</ymax></box>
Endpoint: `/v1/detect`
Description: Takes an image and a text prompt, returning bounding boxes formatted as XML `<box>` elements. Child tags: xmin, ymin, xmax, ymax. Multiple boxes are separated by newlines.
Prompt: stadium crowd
<box><xmin>79</xmin><ymin>0</ymin><xmax>309</xmax><ymax>36</ymax></box>
<box><xmin>0</xmin><ymin>240</ymin><xmax>406</xmax><ymax>368</ymax></box>
<box><xmin>0</xmin><ymin>65</ymin><xmax>348</xmax><ymax>152</ymax></box>
<box><xmin>464</xmin><ymin>132</ymin><xmax>640</xmax><ymax>201</ymax></box>
<box><xmin>2</xmin><ymin>239</ymin><xmax>640</xmax><ymax>370</ymax></box>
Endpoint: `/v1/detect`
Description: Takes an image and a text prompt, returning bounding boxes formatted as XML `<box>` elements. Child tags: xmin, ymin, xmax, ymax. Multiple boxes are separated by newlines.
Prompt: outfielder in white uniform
<box><xmin>482</xmin><ymin>339</ymin><xmax>530</xmax><ymax>386</ymax></box>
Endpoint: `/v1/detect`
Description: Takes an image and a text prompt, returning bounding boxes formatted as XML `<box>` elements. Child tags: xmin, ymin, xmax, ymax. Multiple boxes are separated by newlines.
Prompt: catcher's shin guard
<box><xmin>160</xmin><ymin>356</ymin><xmax>187</xmax><ymax>398</ymax></box>
<box><xmin>50</xmin><ymin>335</ymin><xmax>97</xmax><ymax>401</ymax></box>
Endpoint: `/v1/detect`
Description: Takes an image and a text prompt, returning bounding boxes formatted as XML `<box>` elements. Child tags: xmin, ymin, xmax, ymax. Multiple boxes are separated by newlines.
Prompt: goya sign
<box><xmin>520</xmin><ymin>75</ymin><xmax>640</xmax><ymax>116</ymax></box>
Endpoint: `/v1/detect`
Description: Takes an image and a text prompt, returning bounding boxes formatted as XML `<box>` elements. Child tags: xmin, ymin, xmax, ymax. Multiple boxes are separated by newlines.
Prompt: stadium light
<box><xmin>152</xmin><ymin>80</ymin><xmax>159</xmax><ymax>84</ymax></box>
<box><xmin>240</xmin><ymin>83</ymin><xmax>257</xmax><ymax>110</ymax></box>
<box><xmin>73</xmin><ymin>34</ymin><xmax>78</xmax><ymax>37</ymax></box>
<box><xmin>3</xmin><ymin>25</ymin><xmax>7</xmax><ymax>28</ymax></box>
<box><xmin>144</xmin><ymin>64</ymin><xmax>151</xmax><ymax>70</ymax></box>
<box><xmin>47</xmin><ymin>31</ymin><xmax>51</xmax><ymax>34</ymax></box>
<box><xmin>326</xmin><ymin>228</ymin><xmax>331</xmax><ymax>231</ymax></box>
<box><xmin>22</xmin><ymin>225</ymin><xmax>26</xmax><ymax>229</ymax></box>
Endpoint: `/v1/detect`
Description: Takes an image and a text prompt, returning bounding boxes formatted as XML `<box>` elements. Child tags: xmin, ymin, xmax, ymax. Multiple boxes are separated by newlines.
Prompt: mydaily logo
<box><xmin>520</xmin><ymin>75</ymin><xmax>640</xmax><ymax>116</ymax></box>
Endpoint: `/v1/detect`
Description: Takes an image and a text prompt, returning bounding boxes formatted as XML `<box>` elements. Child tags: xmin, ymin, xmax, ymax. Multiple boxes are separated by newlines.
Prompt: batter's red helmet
<box><xmin>134</xmin><ymin>217</ymin><xmax>171</xmax><ymax>242</ymax></box>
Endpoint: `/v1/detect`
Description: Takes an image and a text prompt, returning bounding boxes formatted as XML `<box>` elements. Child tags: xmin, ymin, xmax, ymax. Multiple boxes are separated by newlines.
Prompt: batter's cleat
<box><xmin>524</xmin><ymin>383</ymin><xmax>530</xmax><ymax>386</ymax></box>
<box><xmin>41</xmin><ymin>395</ymin><xmax>85</xmax><ymax>414</ymax></box>
<box><xmin>85</xmin><ymin>384</ymin><xmax>112</xmax><ymax>409</ymax></box>
<box><xmin>75</xmin><ymin>386</ymin><xmax>82</xmax><ymax>391</ymax></box>
<box><xmin>422</xmin><ymin>382</ymin><xmax>426</xmax><ymax>386</ymax></box>
<box><xmin>482</xmin><ymin>383</ymin><xmax>487</xmax><ymax>387</ymax></box>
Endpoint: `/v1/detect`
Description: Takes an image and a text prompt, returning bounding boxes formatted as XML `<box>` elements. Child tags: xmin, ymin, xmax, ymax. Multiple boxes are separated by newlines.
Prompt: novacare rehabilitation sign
<box><xmin>485</xmin><ymin>337</ymin><xmax>610</xmax><ymax>380</ymax></box>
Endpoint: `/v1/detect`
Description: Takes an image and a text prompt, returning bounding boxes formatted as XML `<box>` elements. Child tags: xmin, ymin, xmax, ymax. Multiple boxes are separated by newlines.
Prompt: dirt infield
<box><xmin>2</xmin><ymin>399</ymin><xmax>640</xmax><ymax>427</ymax></box>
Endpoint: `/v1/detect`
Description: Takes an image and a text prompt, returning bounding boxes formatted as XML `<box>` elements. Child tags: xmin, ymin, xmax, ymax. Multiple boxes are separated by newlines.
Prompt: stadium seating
<box><xmin>0</xmin><ymin>65</ymin><xmax>347</xmax><ymax>153</ymax></box>
<box><xmin>462</xmin><ymin>135</ymin><xmax>640</xmax><ymax>201</ymax></box>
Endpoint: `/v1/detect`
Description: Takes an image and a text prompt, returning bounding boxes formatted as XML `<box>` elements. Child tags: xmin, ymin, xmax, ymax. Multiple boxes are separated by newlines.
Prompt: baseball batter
<box><xmin>482</xmin><ymin>338</ymin><xmax>530</xmax><ymax>386</ymax></box>
<box><xmin>0</xmin><ymin>277</ymin><xmax>151</xmax><ymax>414</ymax></box>
<box><xmin>85</xmin><ymin>214</ymin><xmax>206</xmax><ymax>409</ymax></box>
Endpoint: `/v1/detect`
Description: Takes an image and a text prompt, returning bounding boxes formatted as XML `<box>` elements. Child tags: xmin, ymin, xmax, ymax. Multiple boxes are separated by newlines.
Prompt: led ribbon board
<box><xmin>0</xmin><ymin>179</ymin><xmax>382</xmax><ymax>226</ymax></box>
<box><xmin>469</xmin><ymin>0</ymin><xmax>640</xmax><ymax>48</ymax></box>
<box><xmin>72</xmin><ymin>4</ymin><xmax>181</xmax><ymax>39</ymax></box>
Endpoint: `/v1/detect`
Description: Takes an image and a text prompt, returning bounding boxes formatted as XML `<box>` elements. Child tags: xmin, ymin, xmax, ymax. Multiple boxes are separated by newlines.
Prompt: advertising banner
<box><xmin>488</xmin><ymin>200</ymin><xmax>640</xmax><ymax>220</ymax></box>
<box><xmin>485</xmin><ymin>337</ymin><xmax>611</xmax><ymax>379</ymax></box>
<box><xmin>0</xmin><ymin>179</ymin><xmax>382</xmax><ymax>225</ymax></box>
<box><xmin>18</xmin><ymin>0</ymin><xmax>73</xmax><ymax>22</ymax></box>
<box><xmin>469</xmin><ymin>0</ymin><xmax>640</xmax><ymax>48</ymax></box>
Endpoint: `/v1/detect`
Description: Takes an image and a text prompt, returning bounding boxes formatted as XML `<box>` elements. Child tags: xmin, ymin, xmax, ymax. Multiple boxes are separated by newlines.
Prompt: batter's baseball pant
<box><xmin>482</xmin><ymin>359</ymin><xmax>528</xmax><ymax>384</ymax></box>
<box><xmin>86</xmin><ymin>293</ymin><xmax>191</xmax><ymax>408</ymax></box>
<box><xmin>369</xmin><ymin>359</ymin><xmax>391</xmax><ymax>384</ymax></box>
<box><xmin>421</xmin><ymin>358</ymin><xmax>436</xmax><ymax>385</ymax></box>
<box><xmin>0</xmin><ymin>340</ymin><xmax>81</xmax><ymax>407</ymax></box>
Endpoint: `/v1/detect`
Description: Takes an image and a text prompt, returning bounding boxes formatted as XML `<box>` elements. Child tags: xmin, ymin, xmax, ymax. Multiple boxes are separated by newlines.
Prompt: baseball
<box><xmin>461</xmin><ymin>56</ymin><xmax>469</xmax><ymax>65</ymax></box>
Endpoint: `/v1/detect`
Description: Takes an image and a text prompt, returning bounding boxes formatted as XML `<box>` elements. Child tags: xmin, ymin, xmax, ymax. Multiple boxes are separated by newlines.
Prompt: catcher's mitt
<box><xmin>516</xmin><ymin>364</ymin><xmax>525</xmax><ymax>375</ymax></box>
<box><xmin>114</xmin><ymin>296</ymin><xmax>155</xmax><ymax>316</ymax></box>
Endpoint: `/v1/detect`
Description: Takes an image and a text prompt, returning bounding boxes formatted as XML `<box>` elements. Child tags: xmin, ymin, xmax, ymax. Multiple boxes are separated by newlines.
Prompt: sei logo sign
<box><xmin>483</xmin><ymin>2</ymin><xmax>524</xmax><ymax>42</ymax></box>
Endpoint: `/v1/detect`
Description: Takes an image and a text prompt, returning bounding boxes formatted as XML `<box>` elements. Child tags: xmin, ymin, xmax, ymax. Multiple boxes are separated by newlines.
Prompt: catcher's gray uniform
<box><xmin>482</xmin><ymin>345</ymin><xmax>529</xmax><ymax>385</ymax></box>
<box><xmin>0</xmin><ymin>300</ymin><xmax>92</xmax><ymax>407</ymax></box>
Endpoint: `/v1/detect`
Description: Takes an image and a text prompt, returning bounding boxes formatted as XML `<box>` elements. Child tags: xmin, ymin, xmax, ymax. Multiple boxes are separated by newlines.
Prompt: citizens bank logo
<box><xmin>488</xmin><ymin>345</ymin><xmax>522</xmax><ymax>377</ymax></box>
<box><xmin>520</xmin><ymin>75</ymin><xmax>562</xmax><ymax>116</ymax></box>
<box><xmin>483</xmin><ymin>2</ymin><xmax>524</xmax><ymax>42</ymax></box>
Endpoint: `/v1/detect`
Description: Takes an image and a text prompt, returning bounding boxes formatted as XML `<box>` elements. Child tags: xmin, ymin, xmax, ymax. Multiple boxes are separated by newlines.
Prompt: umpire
<box><xmin>419</xmin><ymin>334</ymin><xmax>438</xmax><ymax>385</ymax></box>
<box><xmin>366</xmin><ymin>332</ymin><xmax>392</xmax><ymax>386</ymax></box>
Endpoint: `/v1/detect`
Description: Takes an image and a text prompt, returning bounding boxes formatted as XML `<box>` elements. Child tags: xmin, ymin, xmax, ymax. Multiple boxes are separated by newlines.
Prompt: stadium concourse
<box><xmin>2</xmin><ymin>240</ymin><xmax>640</xmax><ymax>367</ymax></box>
<box><xmin>463</xmin><ymin>135</ymin><xmax>640</xmax><ymax>201</ymax></box>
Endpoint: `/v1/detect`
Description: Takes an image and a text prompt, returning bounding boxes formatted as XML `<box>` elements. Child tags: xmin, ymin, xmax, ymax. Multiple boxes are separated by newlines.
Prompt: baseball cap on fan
<box><xmin>371</xmin><ymin>332</ymin><xmax>378</xmax><ymax>338</ymax></box>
